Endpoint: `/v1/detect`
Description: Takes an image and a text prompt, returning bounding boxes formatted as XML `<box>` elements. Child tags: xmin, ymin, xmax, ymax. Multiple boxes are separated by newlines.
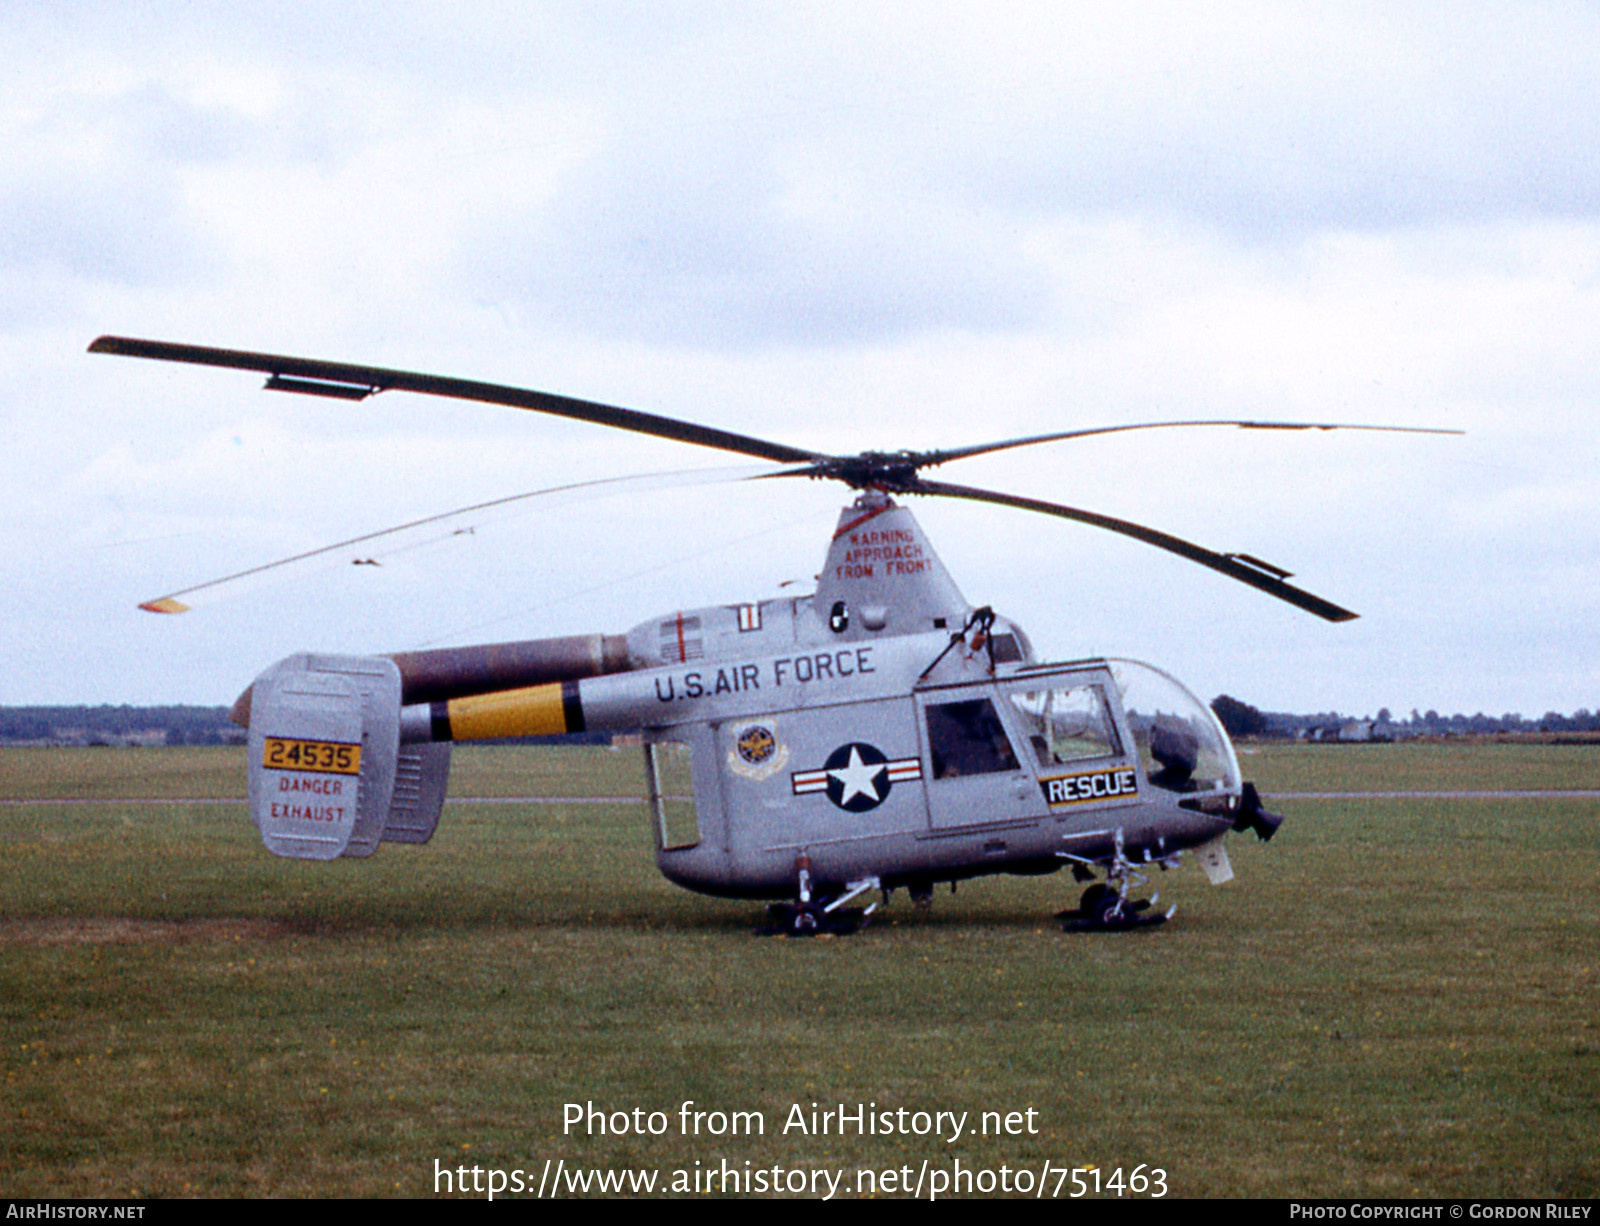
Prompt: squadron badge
<box><xmin>727</xmin><ymin>720</ymin><xmax>790</xmax><ymax>782</ymax></box>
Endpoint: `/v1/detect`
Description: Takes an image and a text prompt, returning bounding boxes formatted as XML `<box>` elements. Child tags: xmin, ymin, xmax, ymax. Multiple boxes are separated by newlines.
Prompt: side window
<box><xmin>925</xmin><ymin>698</ymin><xmax>1020</xmax><ymax>779</ymax></box>
<box><xmin>1007</xmin><ymin>685</ymin><xmax>1119</xmax><ymax>767</ymax></box>
<box><xmin>643</xmin><ymin>740</ymin><xmax>700</xmax><ymax>850</ymax></box>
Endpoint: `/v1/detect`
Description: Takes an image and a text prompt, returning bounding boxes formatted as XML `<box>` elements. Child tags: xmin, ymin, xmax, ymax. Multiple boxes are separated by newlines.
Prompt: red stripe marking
<box><xmin>833</xmin><ymin>503</ymin><xmax>895</xmax><ymax>540</ymax></box>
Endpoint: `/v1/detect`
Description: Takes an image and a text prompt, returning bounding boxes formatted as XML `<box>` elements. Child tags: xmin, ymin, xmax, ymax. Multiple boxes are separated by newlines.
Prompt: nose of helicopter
<box><xmin>1234</xmin><ymin>782</ymin><xmax>1284</xmax><ymax>841</ymax></box>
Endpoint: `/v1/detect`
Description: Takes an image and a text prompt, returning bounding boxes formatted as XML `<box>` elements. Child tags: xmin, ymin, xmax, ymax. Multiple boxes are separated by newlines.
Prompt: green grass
<box><xmin>1241</xmin><ymin>740</ymin><xmax>1600</xmax><ymax>792</ymax></box>
<box><xmin>0</xmin><ymin>744</ymin><xmax>643</xmax><ymax>801</ymax></box>
<box><xmin>2</xmin><ymin>745</ymin><xmax>1597</xmax><ymax>1198</ymax></box>
<box><xmin>0</xmin><ymin>746</ymin><xmax>248</xmax><ymax>800</ymax></box>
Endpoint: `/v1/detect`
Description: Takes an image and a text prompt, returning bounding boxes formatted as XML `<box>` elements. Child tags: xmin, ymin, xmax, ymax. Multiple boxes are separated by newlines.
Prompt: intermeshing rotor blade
<box><xmin>920</xmin><ymin>419</ymin><xmax>1463</xmax><ymax>468</ymax></box>
<box><xmin>89</xmin><ymin>336</ymin><xmax>819</xmax><ymax>466</ymax></box>
<box><xmin>907</xmin><ymin>477</ymin><xmax>1359</xmax><ymax>622</ymax></box>
<box><xmin>136</xmin><ymin>464</ymin><xmax>794</xmax><ymax>613</ymax></box>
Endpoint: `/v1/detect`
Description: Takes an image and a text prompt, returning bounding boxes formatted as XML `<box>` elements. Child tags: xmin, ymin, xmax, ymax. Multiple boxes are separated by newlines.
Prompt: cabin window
<box><xmin>988</xmin><ymin>633</ymin><xmax>1023</xmax><ymax>663</ymax></box>
<box><xmin>1007</xmin><ymin>684</ymin><xmax>1119</xmax><ymax>766</ymax></box>
<box><xmin>1109</xmin><ymin>659</ymin><xmax>1241</xmax><ymax>796</ymax></box>
<box><xmin>643</xmin><ymin>740</ymin><xmax>700</xmax><ymax>850</ymax></box>
<box><xmin>925</xmin><ymin>698</ymin><xmax>1020</xmax><ymax>779</ymax></box>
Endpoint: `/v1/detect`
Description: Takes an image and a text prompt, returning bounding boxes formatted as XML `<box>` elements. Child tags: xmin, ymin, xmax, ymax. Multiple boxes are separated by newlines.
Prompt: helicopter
<box><xmin>90</xmin><ymin>335</ymin><xmax>1454</xmax><ymax>935</ymax></box>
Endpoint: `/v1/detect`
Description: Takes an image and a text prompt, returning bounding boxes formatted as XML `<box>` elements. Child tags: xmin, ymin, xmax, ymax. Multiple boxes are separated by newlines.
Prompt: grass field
<box><xmin>2</xmin><ymin>743</ymin><xmax>1597</xmax><ymax>1198</ymax></box>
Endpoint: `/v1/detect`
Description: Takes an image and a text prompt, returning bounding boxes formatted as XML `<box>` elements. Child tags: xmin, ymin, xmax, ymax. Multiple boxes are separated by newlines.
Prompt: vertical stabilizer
<box><xmin>246</xmin><ymin>653</ymin><xmax>401</xmax><ymax>859</ymax></box>
<box><xmin>813</xmin><ymin>494</ymin><xmax>969</xmax><ymax>638</ymax></box>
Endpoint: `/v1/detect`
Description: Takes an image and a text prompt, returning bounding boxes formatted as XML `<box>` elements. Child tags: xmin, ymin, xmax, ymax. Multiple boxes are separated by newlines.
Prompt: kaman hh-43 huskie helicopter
<box><xmin>91</xmin><ymin>335</ymin><xmax>1453</xmax><ymax>934</ymax></box>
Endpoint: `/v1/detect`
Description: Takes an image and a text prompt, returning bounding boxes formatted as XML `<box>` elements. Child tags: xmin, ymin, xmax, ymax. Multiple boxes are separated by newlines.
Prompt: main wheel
<box><xmin>1078</xmin><ymin>883</ymin><xmax>1112</xmax><ymax>918</ymax></box>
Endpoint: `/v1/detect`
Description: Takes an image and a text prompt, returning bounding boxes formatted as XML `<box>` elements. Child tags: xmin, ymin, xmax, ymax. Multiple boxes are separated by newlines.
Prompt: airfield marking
<box><xmin>447</xmin><ymin>796</ymin><xmax>646</xmax><ymax>804</ymax></box>
<box><xmin>0</xmin><ymin>797</ymin><xmax>250</xmax><ymax>806</ymax></box>
<box><xmin>5</xmin><ymin>790</ymin><xmax>1600</xmax><ymax>809</ymax></box>
<box><xmin>1267</xmin><ymin>790</ymin><xmax>1600</xmax><ymax>799</ymax></box>
<box><xmin>0</xmin><ymin>795</ymin><xmax>648</xmax><ymax>806</ymax></box>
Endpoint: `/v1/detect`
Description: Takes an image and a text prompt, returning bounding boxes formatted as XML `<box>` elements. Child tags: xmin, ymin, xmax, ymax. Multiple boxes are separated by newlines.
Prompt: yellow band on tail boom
<box><xmin>431</xmin><ymin>680</ymin><xmax>584</xmax><ymax>741</ymax></box>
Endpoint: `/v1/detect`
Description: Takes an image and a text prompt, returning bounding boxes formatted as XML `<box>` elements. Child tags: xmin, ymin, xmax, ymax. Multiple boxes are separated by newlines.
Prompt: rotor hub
<box><xmin>813</xmin><ymin>450</ymin><xmax>930</xmax><ymax>491</ymax></box>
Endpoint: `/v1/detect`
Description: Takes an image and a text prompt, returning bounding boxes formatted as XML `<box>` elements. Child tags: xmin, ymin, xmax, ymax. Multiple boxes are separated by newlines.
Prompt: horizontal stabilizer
<box><xmin>381</xmin><ymin>742</ymin><xmax>451</xmax><ymax>844</ymax></box>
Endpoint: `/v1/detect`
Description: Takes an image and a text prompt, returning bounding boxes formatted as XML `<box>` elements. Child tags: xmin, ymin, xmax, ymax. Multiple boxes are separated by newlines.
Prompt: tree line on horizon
<box><xmin>0</xmin><ymin>706</ymin><xmax>244</xmax><ymax>746</ymax></box>
<box><xmin>1209</xmin><ymin>695</ymin><xmax>1600</xmax><ymax>739</ymax></box>
<box><xmin>5</xmin><ymin>700</ymin><xmax>1600</xmax><ymax>748</ymax></box>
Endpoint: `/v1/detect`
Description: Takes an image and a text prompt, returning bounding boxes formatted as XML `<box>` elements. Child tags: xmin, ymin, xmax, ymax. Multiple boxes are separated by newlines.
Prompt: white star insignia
<box><xmin>827</xmin><ymin>746</ymin><xmax>885</xmax><ymax>805</ymax></box>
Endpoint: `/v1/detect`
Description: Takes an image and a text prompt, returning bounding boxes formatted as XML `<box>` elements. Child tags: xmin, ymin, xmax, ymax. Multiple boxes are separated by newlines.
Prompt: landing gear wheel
<box><xmin>1056</xmin><ymin>883</ymin><xmax>1167</xmax><ymax>933</ymax></box>
<box><xmin>757</xmin><ymin>901</ymin><xmax>870</xmax><ymax>937</ymax></box>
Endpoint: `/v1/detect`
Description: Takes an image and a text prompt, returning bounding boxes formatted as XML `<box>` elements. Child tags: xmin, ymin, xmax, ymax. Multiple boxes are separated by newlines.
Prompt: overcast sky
<box><xmin>4</xmin><ymin>2</ymin><xmax>1598</xmax><ymax>718</ymax></box>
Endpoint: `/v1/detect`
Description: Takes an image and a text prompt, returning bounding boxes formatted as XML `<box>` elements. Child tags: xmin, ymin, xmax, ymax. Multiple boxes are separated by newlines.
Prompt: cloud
<box><xmin>5</xmin><ymin>2</ymin><xmax>1600</xmax><ymax>712</ymax></box>
<box><xmin>844</xmin><ymin>2</ymin><xmax>1600</xmax><ymax>236</ymax></box>
<box><xmin>0</xmin><ymin>73</ymin><xmax>256</xmax><ymax>283</ymax></box>
<box><xmin>457</xmin><ymin>132</ymin><xmax>1051</xmax><ymax>347</ymax></box>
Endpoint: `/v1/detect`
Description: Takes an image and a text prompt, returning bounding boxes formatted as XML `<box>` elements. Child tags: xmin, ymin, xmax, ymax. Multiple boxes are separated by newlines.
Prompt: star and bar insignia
<box><xmin>791</xmin><ymin>742</ymin><xmax>922</xmax><ymax>812</ymax></box>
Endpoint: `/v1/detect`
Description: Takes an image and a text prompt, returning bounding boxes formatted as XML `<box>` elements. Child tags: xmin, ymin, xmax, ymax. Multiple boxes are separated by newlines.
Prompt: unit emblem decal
<box><xmin>791</xmin><ymin>742</ymin><xmax>922</xmax><ymax>812</ymax></box>
<box><xmin>727</xmin><ymin>720</ymin><xmax>790</xmax><ymax>782</ymax></box>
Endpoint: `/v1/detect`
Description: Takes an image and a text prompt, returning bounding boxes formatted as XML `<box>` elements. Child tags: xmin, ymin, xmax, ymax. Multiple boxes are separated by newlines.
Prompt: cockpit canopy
<box><xmin>1108</xmin><ymin>659</ymin><xmax>1241</xmax><ymax>798</ymax></box>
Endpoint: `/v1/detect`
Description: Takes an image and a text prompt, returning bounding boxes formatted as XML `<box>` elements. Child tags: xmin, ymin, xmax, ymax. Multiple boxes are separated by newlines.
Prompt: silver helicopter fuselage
<box><xmin>247</xmin><ymin>495</ymin><xmax>1245</xmax><ymax>899</ymax></box>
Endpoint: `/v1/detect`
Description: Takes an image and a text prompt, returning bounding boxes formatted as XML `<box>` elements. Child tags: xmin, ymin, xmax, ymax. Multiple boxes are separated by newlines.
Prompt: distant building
<box><xmin>1302</xmin><ymin>719</ymin><xmax>1378</xmax><ymax>743</ymax></box>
